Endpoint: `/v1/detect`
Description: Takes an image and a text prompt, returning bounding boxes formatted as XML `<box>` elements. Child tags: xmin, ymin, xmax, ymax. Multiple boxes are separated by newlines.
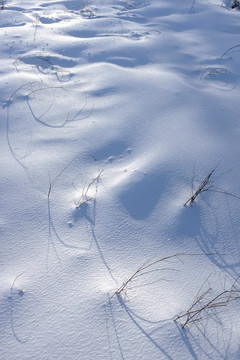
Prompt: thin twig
<box><xmin>75</xmin><ymin>170</ymin><xmax>104</xmax><ymax>208</ymax></box>
<box><xmin>11</xmin><ymin>272</ymin><xmax>25</xmax><ymax>291</ymax></box>
<box><xmin>220</xmin><ymin>44</ymin><xmax>240</xmax><ymax>59</ymax></box>
<box><xmin>184</xmin><ymin>165</ymin><xmax>240</xmax><ymax>206</ymax></box>
<box><xmin>174</xmin><ymin>276</ymin><xmax>240</xmax><ymax>328</ymax></box>
<box><xmin>184</xmin><ymin>167</ymin><xmax>216</xmax><ymax>206</ymax></box>
<box><xmin>109</xmin><ymin>253</ymin><xmax>220</xmax><ymax>301</ymax></box>
<box><xmin>189</xmin><ymin>0</ymin><xmax>197</xmax><ymax>13</ymax></box>
<box><xmin>8</xmin><ymin>82</ymin><xmax>37</xmax><ymax>102</ymax></box>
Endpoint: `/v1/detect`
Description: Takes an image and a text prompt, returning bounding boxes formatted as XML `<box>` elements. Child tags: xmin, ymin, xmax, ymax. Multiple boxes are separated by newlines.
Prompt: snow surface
<box><xmin>1</xmin><ymin>0</ymin><xmax>240</xmax><ymax>359</ymax></box>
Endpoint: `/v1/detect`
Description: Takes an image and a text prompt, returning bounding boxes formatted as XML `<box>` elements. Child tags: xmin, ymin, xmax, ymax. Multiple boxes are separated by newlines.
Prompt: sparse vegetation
<box><xmin>174</xmin><ymin>276</ymin><xmax>240</xmax><ymax>328</ymax></box>
<box><xmin>75</xmin><ymin>170</ymin><xmax>104</xmax><ymax>208</ymax></box>
<box><xmin>109</xmin><ymin>254</ymin><xmax>181</xmax><ymax>301</ymax></box>
<box><xmin>184</xmin><ymin>165</ymin><xmax>240</xmax><ymax>206</ymax></box>
<box><xmin>11</xmin><ymin>272</ymin><xmax>25</xmax><ymax>295</ymax></box>
<box><xmin>3</xmin><ymin>0</ymin><xmax>240</xmax><ymax>358</ymax></box>
<box><xmin>184</xmin><ymin>167</ymin><xmax>216</xmax><ymax>206</ymax></box>
<box><xmin>109</xmin><ymin>253</ymin><xmax>219</xmax><ymax>301</ymax></box>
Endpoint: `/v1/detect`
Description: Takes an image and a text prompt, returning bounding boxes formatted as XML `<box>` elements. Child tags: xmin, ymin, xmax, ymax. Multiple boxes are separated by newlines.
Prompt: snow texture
<box><xmin>1</xmin><ymin>0</ymin><xmax>240</xmax><ymax>359</ymax></box>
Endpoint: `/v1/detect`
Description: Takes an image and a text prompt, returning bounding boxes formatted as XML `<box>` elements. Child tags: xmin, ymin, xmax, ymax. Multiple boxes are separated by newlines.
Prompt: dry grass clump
<box><xmin>184</xmin><ymin>166</ymin><xmax>240</xmax><ymax>206</ymax></box>
<box><xmin>174</xmin><ymin>276</ymin><xmax>240</xmax><ymax>328</ymax></box>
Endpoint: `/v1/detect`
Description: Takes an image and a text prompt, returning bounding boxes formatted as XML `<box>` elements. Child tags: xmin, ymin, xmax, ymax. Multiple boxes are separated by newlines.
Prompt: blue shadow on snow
<box><xmin>120</xmin><ymin>172</ymin><xmax>166</xmax><ymax>220</ymax></box>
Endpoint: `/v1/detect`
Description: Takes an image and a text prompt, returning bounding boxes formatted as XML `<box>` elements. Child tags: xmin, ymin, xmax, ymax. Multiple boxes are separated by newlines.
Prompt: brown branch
<box><xmin>220</xmin><ymin>43</ymin><xmax>240</xmax><ymax>59</ymax></box>
<box><xmin>184</xmin><ymin>165</ymin><xmax>240</xmax><ymax>206</ymax></box>
<box><xmin>76</xmin><ymin>170</ymin><xmax>104</xmax><ymax>208</ymax></box>
<box><xmin>174</xmin><ymin>277</ymin><xmax>240</xmax><ymax>328</ymax></box>
<box><xmin>109</xmin><ymin>253</ymin><xmax>220</xmax><ymax>302</ymax></box>
<box><xmin>184</xmin><ymin>167</ymin><xmax>216</xmax><ymax>206</ymax></box>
